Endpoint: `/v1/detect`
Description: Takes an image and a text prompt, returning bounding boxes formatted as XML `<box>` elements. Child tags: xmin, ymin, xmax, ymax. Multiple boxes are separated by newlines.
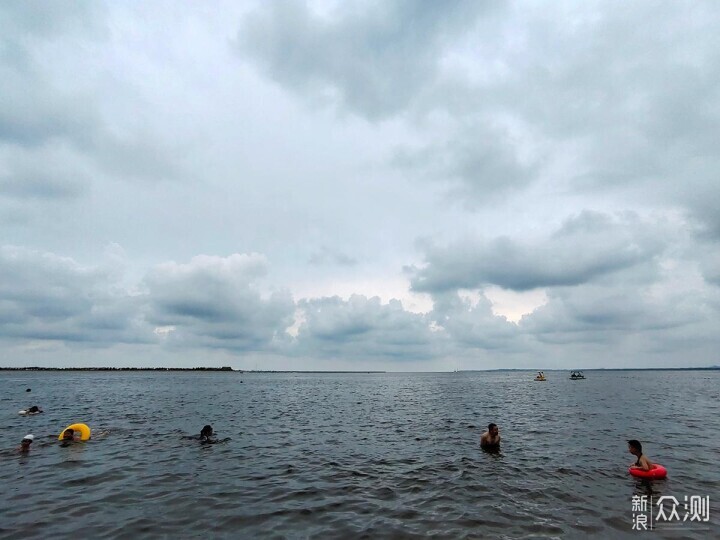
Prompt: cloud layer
<box><xmin>2</xmin><ymin>1</ymin><xmax>719</xmax><ymax>369</ymax></box>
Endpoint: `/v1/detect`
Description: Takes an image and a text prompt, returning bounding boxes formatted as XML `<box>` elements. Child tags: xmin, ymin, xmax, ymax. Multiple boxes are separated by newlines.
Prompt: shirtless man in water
<box><xmin>628</xmin><ymin>439</ymin><xmax>654</xmax><ymax>471</ymax></box>
<box><xmin>481</xmin><ymin>423</ymin><xmax>501</xmax><ymax>447</ymax></box>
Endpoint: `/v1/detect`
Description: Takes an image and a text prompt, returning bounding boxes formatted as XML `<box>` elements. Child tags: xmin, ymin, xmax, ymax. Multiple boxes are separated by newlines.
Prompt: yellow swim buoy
<box><xmin>58</xmin><ymin>423</ymin><xmax>91</xmax><ymax>441</ymax></box>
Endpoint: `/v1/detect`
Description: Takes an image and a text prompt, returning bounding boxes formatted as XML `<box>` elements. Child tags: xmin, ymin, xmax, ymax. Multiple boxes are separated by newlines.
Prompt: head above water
<box><xmin>628</xmin><ymin>439</ymin><xmax>642</xmax><ymax>455</ymax></box>
<box><xmin>488</xmin><ymin>423</ymin><xmax>498</xmax><ymax>436</ymax></box>
<box><xmin>22</xmin><ymin>434</ymin><xmax>34</xmax><ymax>444</ymax></box>
<box><xmin>63</xmin><ymin>429</ymin><xmax>75</xmax><ymax>440</ymax></box>
<box><xmin>200</xmin><ymin>425</ymin><xmax>213</xmax><ymax>438</ymax></box>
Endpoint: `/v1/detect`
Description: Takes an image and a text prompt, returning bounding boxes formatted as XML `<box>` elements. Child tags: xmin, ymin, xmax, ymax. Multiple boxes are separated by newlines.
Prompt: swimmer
<box><xmin>26</xmin><ymin>406</ymin><xmax>42</xmax><ymax>414</ymax></box>
<box><xmin>628</xmin><ymin>439</ymin><xmax>654</xmax><ymax>471</ymax></box>
<box><xmin>199</xmin><ymin>425</ymin><xmax>230</xmax><ymax>445</ymax></box>
<box><xmin>60</xmin><ymin>428</ymin><xmax>76</xmax><ymax>446</ymax></box>
<box><xmin>480</xmin><ymin>423</ymin><xmax>501</xmax><ymax>447</ymax></box>
<box><xmin>18</xmin><ymin>434</ymin><xmax>33</xmax><ymax>452</ymax></box>
<box><xmin>200</xmin><ymin>425</ymin><xmax>214</xmax><ymax>442</ymax></box>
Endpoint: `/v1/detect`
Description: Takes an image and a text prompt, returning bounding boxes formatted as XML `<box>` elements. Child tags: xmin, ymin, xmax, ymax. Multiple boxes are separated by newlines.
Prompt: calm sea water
<box><xmin>1</xmin><ymin>370</ymin><xmax>718</xmax><ymax>539</ymax></box>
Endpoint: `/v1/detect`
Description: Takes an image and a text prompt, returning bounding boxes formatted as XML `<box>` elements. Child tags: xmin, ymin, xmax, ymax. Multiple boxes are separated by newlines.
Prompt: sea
<box><xmin>1</xmin><ymin>370</ymin><xmax>718</xmax><ymax>539</ymax></box>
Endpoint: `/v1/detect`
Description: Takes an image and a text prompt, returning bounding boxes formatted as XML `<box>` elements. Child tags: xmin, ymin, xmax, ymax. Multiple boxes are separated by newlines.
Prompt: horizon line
<box><xmin>1</xmin><ymin>366</ymin><xmax>718</xmax><ymax>373</ymax></box>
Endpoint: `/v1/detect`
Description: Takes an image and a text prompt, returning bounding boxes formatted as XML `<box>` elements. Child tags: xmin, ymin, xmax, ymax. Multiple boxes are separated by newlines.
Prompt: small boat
<box><xmin>569</xmin><ymin>371</ymin><xmax>586</xmax><ymax>380</ymax></box>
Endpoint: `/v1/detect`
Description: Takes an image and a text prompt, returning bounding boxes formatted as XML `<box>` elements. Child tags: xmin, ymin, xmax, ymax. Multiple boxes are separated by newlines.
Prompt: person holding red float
<box><xmin>628</xmin><ymin>439</ymin><xmax>667</xmax><ymax>479</ymax></box>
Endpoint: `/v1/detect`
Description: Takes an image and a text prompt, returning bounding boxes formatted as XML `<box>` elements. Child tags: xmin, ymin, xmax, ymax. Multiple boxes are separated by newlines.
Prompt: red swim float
<box><xmin>629</xmin><ymin>464</ymin><xmax>667</xmax><ymax>479</ymax></box>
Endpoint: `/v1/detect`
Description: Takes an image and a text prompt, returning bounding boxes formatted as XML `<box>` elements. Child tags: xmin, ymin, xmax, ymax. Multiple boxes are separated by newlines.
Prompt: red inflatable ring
<box><xmin>629</xmin><ymin>464</ymin><xmax>667</xmax><ymax>479</ymax></box>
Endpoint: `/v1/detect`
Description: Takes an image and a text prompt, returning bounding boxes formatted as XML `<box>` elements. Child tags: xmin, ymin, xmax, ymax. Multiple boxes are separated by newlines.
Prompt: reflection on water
<box><xmin>1</xmin><ymin>370</ymin><xmax>718</xmax><ymax>538</ymax></box>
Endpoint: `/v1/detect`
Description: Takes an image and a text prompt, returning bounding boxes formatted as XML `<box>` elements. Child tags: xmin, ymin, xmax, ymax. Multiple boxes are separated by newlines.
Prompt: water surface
<box><xmin>1</xmin><ymin>370</ymin><xmax>718</xmax><ymax>538</ymax></box>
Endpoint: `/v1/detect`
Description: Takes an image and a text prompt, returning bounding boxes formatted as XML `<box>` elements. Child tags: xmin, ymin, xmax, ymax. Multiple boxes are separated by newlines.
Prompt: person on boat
<box><xmin>18</xmin><ymin>434</ymin><xmax>33</xmax><ymax>453</ymax></box>
<box><xmin>481</xmin><ymin>423</ymin><xmax>501</xmax><ymax>447</ymax></box>
<box><xmin>628</xmin><ymin>439</ymin><xmax>654</xmax><ymax>471</ymax></box>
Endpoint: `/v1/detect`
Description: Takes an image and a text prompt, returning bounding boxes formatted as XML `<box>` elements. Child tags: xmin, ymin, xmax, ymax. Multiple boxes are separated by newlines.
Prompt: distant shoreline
<box><xmin>0</xmin><ymin>367</ymin><xmax>386</xmax><ymax>373</ymax></box>
<box><xmin>0</xmin><ymin>367</ymin><xmax>237</xmax><ymax>372</ymax></box>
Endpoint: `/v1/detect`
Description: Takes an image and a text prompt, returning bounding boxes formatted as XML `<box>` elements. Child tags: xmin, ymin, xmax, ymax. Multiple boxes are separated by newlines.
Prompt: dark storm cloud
<box><xmin>410</xmin><ymin>212</ymin><xmax>665</xmax><ymax>293</ymax></box>
<box><xmin>237</xmin><ymin>0</ymin><xmax>490</xmax><ymax>119</ymax></box>
<box><xmin>0</xmin><ymin>246</ymin><xmax>149</xmax><ymax>344</ymax></box>
<box><xmin>145</xmin><ymin>254</ymin><xmax>296</xmax><ymax>352</ymax></box>
<box><xmin>295</xmin><ymin>295</ymin><xmax>442</xmax><ymax>360</ymax></box>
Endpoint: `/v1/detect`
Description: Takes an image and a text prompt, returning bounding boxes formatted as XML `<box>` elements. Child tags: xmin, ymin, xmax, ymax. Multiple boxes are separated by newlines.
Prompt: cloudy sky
<box><xmin>1</xmin><ymin>0</ymin><xmax>719</xmax><ymax>370</ymax></box>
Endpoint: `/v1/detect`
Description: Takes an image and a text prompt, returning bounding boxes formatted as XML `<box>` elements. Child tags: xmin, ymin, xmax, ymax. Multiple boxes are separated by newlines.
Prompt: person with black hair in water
<box><xmin>628</xmin><ymin>439</ymin><xmax>654</xmax><ymax>471</ymax></box>
<box><xmin>200</xmin><ymin>425</ymin><xmax>214</xmax><ymax>442</ymax></box>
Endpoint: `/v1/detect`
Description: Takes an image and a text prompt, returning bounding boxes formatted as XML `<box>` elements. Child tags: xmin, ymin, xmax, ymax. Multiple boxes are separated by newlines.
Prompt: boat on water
<box><xmin>569</xmin><ymin>371</ymin><xmax>586</xmax><ymax>380</ymax></box>
<box><xmin>534</xmin><ymin>371</ymin><xmax>547</xmax><ymax>381</ymax></box>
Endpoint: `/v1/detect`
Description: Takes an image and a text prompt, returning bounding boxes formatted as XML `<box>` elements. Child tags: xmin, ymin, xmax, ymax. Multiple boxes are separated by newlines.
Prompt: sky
<box><xmin>1</xmin><ymin>0</ymin><xmax>719</xmax><ymax>371</ymax></box>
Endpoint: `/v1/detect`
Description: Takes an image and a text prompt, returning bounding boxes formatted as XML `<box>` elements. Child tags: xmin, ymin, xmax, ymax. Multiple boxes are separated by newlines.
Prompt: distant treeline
<box><xmin>0</xmin><ymin>367</ymin><xmax>388</xmax><ymax>373</ymax></box>
<box><xmin>0</xmin><ymin>366</ymin><xmax>237</xmax><ymax>372</ymax></box>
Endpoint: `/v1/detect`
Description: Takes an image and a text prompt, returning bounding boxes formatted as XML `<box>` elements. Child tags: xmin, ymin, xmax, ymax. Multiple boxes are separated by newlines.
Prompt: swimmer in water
<box><xmin>197</xmin><ymin>425</ymin><xmax>231</xmax><ymax>445</ymax></box>
<box><xmin>200</xmin><ymin>425</ymin><xmax>214</xmax><ymax>442</ymax></box>
<box><xmin>480</xmin><ymin>423</ymin><xmax>501</xmax><ymax>447</ymax></box>
<box><xmin>628</xmin><ymin>439</ymin><xmax>655</xmax><ymax>471</ymax></box>
<box><xmin>18</xmin><ymin>434</ymin><xmax>33</xmax><ymax>453</ymax></box>
<box><xmin>26</xmin><ymin>406</ymin><xmax>42</xmax><ymax>414</ymax></box>
<box><xmin>60</xmin><ymin>428</ymin><xmax>76</xmax><ymax>446</ymax></box>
